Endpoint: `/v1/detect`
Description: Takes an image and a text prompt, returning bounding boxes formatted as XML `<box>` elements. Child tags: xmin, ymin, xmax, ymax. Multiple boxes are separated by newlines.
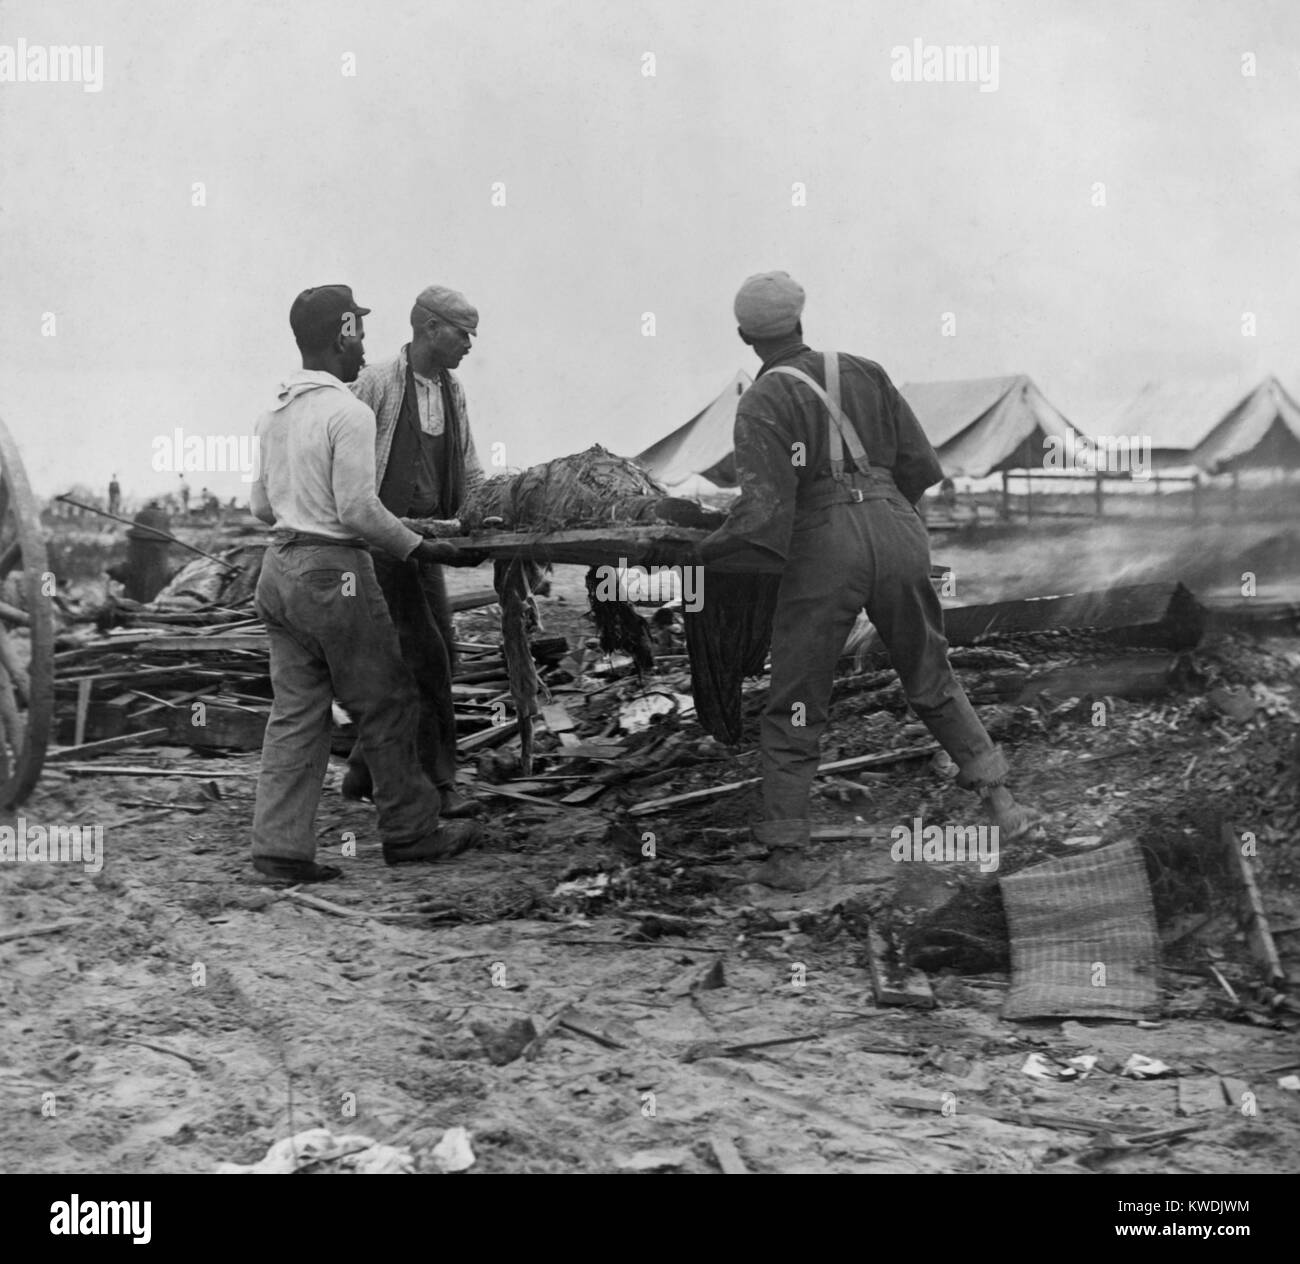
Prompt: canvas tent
<box><xmin>639</xmin><ymin>370</ymin><xmax>1086</xmax><ymax>486</ymax></box>
<box><xmin>636</xmin><ymin>370</ymin><xmax>752</xmax><ymax>488</ymax></box>
<box><xmin>1097</xmin><ymin>376</ymin><xmax>1300</xmax><ymax>474</ymax></box>
<box><xmin>898</xmin><ymin>375</ymin><xmax>1089</xmax><ymax>478</ymax></box>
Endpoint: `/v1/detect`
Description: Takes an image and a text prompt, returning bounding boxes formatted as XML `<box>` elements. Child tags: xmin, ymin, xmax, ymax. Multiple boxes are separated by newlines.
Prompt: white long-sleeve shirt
<box><xmin>250</xmin><ymin>369</ymin><xmax>421</xmax><ymax>559</ymax></box>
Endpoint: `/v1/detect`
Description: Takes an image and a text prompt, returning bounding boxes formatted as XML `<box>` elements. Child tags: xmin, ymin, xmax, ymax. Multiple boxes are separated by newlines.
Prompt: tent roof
<box><xmin>635</xmin><ymin>370</ymin><xmax>752</xmax><ymax>487</ymax></box>
<box><xmin>898</xmin><ymin>375</ymin><xmax>1087</xmax><ymax>477</ymax></box>
<box><xmin>1191</xmin><ymin>377</ymin><xmax>1300</xmax><ymax>473</ymax></box>
<box><xmin>1095</xmin><ymin>376</ymin><xmax>1300</xmax><ymax>471</ymax></box>
<box><xmin>1094</xmin><ymin>378</ymin><xmax>1259</xmax><ymax>452</ymax></box>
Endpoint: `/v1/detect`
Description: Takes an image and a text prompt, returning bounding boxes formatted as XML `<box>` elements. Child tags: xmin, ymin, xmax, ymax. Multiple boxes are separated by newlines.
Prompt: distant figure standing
<box><xmin>178</xmin><ymin>475</ymin><xmax>191</xmax><ymax>515</ymax></box>
<box><xmin>108</xmin><ymin>474</ymin><xmax>121</xmax><ymax>516</ymax></box>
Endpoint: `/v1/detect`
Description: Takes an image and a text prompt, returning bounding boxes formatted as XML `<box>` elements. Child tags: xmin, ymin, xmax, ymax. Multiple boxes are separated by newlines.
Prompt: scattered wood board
<box><xmin>627</xmin><ymin>744</ymin><xmax>938</xmax><ymax>817</ymax></box>
<box><xmin>457</xmin><ymin>720</ymin><xmax>519</xmax><ymax>752</ymax></box>
<box><xmin>1177</xmin><ymin>1077</ymin><xmax>1228</xmax><ymax>1116</ymax></box>
<box><xmin>708</xmin><ymin>1133</ymin><xmax>748</xmax><ymax>1174</ymax></box>
<box><xmin>47</xmin><ymin>728</ymin><xmax>169</xmax><ymax>761</ymax></box>
<box><xmin>1222</xmin><ymin>821</ymin><xmax>1288</xmax><ymax>987</ymax></box>
<box><xmin>144</xmin><ymin>633</ymin><xmax>269</xmax><ymax>653</ymax></box>
<box><xmin>866</xmin><ymin>924</ymin><xmax>935</xmax><ymax>1009</ymax></box>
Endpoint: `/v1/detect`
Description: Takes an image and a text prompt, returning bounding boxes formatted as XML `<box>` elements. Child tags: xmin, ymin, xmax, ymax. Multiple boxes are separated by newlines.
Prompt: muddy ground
<box><xmin>2</xmin><ymin>516</ymin><xmax>1299</xmax><ymax>1175</ymax></box>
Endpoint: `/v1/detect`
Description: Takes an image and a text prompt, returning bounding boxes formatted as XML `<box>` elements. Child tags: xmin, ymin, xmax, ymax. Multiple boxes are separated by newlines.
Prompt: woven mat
<box><xmin>1000</xmin><ymin>838</ymin><xmax>1160</xmax><ymax>1020</ymax></box>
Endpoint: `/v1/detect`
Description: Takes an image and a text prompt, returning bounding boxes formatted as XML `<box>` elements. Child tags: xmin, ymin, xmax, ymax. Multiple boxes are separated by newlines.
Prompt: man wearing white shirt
<box><xmin>249</xmin><ymin>284</ymin><xmax>483</xmax><ymax>882</ymax></box>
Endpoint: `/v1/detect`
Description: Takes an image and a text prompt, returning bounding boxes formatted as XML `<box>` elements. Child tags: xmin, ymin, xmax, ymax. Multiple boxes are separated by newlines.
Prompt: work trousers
<box><xmin>345</xmin><ymin>552</ymin><xmax>459</xmax><ymax>791</ymax></box>
<box><xmin>251</xmin><ymin>541</ymin><xmax>441</xmax><ymax>861</ymax></box>
<box><xmin>758</xmin><ymin>481</ymin><xmax>1008</xmax><ymax>845</ymax></box>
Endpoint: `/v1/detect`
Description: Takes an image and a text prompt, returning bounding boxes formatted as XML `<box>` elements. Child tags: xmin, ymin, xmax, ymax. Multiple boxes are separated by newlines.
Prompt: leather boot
<box><xmin>438</xmin><ymin>786</ymin><xmax>482</xmax><ymax>819</ymax></box>
<box><xmin>747</xmin><ymin>818</ymin><xmax>826</xmax><ymax>891</ymax></box>
<box><xmin>383</xmin><ymin>819</ymin><xmax>482</xmax><ymax>866</ymax></box>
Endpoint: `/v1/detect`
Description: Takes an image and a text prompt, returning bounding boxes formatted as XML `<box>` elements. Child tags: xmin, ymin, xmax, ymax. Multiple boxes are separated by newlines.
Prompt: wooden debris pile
<box><xmin>50</xmin><ymin>618</ymin><xmax>572</xmax><ymax>762</ymax></box>
<box><xmin>51</xmin><ymin>537</ymin><xmax>569</xmax><ymax>763</ymax></box>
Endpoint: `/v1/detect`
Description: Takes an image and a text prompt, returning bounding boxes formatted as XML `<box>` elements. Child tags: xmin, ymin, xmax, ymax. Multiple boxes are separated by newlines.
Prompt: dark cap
<box><xmin>289</xmin><ymin>284</ymin><xmax>371</xmax><ymax>348</ymax></box>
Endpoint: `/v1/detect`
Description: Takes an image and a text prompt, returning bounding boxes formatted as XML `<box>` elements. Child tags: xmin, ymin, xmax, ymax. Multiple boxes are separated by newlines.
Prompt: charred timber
<box><xmin>941</xmin><ymin>582</ymin><xmax>1205</xmax><ymax>650</ymax></box>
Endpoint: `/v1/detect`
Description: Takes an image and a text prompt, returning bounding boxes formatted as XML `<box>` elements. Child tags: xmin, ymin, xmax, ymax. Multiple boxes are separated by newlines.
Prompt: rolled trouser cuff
<box><xmin>752</xmin><ymin>818</ymin><xmax>811</xmax><ymax>849</ymax></box>
<box><xmin>955</xmin><ymin>744</ymin><xmax>1011</xmax><ymax>790</ymax></box>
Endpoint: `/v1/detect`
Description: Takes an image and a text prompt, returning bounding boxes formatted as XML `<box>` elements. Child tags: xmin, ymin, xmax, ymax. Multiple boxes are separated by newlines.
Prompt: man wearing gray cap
<box><xmin>693</xmin><ymin>272</ymin><xmax>1038</xmax><ymax>890</ymax></box>
<box><xmin>340</xmin><ymin>285</ymin><xmax>488</xmax><ymax>817</ymax></box>
<box><xmin>248</xmin><ymin>285</ymin><xmax>482</xmax><ymax>882</ymax></box>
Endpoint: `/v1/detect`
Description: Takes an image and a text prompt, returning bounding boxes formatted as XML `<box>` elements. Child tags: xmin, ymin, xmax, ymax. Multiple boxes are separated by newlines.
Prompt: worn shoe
<box><xmin>383</xmin><ymin>819</ymin><xmax>483</xmax><ymax>866</ymax></box>
<box><xmin>438</xmin><ymin>787</ymin><xmax>482</xmax><ymax>819</ymax></box>
<box><xmin>340</xmin><ymin>764</ymin><xmax>374</xmax><ymax>803</ymax></box>
<box><xmin>747</xmin><ymin>846</ymin><xmax>827</xmax><ymax>892</ymax></box>
<box><xmin>983</xmin><ymin>786</ymin><xmax>1045</xmax><ymax>841</ymax></box>
<box><xmin>253</xmin><ymin>857</ymin><xmax>343</xmax><ymax>883</ymax></box>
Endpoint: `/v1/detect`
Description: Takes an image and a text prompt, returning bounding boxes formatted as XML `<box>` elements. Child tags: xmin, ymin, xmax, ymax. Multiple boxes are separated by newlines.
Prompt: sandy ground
<box><xmin>2</xmin><ymin>516</ymin><xmax>1299</xmax><ymax>1175</ymax></box>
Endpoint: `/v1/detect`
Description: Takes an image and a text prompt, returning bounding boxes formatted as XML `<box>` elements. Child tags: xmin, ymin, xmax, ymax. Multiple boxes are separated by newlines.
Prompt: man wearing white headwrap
<box><xmin>692</xmin><ymin>272</ymin><xmax>1038</xmax><ymax>890</ymax></box>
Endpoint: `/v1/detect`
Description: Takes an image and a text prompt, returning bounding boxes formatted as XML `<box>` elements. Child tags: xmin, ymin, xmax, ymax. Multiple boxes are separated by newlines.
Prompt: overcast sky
<box><xmin>1</xmin><ymin>0</ymin><xmax>1297</xmax><ymax>500</ymax></box>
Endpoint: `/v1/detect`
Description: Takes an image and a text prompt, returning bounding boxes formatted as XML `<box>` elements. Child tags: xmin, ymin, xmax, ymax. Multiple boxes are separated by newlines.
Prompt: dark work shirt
<box><xmin>700</xmin><ymin>342</ymin><xmax>943</xmax><ymax>565</ymax></box>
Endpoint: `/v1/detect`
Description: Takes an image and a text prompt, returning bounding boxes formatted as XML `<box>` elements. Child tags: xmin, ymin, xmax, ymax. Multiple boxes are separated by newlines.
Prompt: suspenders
<box><xmin>768</xmin><ymin>352</ymin><xmax>871</xmax><ymax>483</ymax></box>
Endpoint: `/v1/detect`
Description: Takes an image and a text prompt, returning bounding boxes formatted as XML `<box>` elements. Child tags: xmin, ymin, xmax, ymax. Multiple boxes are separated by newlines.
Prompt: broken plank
<box><xmin>47</xmin><ymin>728</ymin><xmax>169</xmax><ymax>761</ymax></box>
<box><xmin>277</xmin><ymin>890</ymin><xmax>429</xmax><ymax>922</ymax></box>
<box><xmin>476</xmin><ymin>784</ymin><xmax>564</xmax><ymax>809</ymax></box>
<box><xmin>866</xmin><ymin>924</ymin><xmax>935</xmax><ymax>1009</ymax></box>
<box><xmin>1222</xmin><ymin>822</ymin><xmax>1287</xmax><ymax>988</ymax></box>
<box><xmin>558</xmin><ymin>1018</ymin><xmax>626</xmax><ymax>1049</ymax></box>
<box><xmin>457</xmin><ymin>719</ymin><xmax>519</xmax><ymax>752</ymax></box>
<box><xmin>810</xmin><ymin>824</ymin><xmax>895</xmax><ymax>841</ymax></box>
<box><xmin>886</xmin><ymin>1094</ymin><xmax>1142</xmax><ymax>1136</ymax></box>
<box><xmin>539</xmin><ymin>702</ymin><xmax>576</xmax><ymax>733</ymax></box>
<box><xmin>708</xmin><ymin>1133</ymin><xmax>749</xmax><ymax>1174</ymax></box>
<box><xmin>56</xmin><ymin>663</ymin><xmax>211</xmax><ymax>687</ymax></box>
<box><xmin>1015</xmin><ymin>653</ymin><xmax>1190</xmax><ymax>705</ymax></box>
<box><xmin>53</xmin><ymin>764</ymin><xmax>249</xmax><ymax>778</ymax></box>
<box><xmin>1219</xmin><ymin>1077</ymin><xmax>1252</xmax><ymax>1111</ymax></box>
<box><xmin>1177</xmin><ymin>1077</ymin><xmax>1228</xmax><ymax>1117</ymax></box>
<box><xmin>74</xmin><ymin>678</ymin><xmax>92</xmax><ymax>747</ymax></box>
<box><xmin>165</xmin><ymin>704</ymin><xmax>268</xmax><ymax>751</ymax></box>
<box><xmin>143</xmin><ymin>633</ymin><xmax>269</xmax><ymax>653</ymax></box>
<box><xmin>560</xmin><ymin>784</ymin><xmax>607</xmax><ymax>805</ymax></box>
<box><xmin>546</xmin><ymin>742</ymin><xmax>625</xmax><ymax>760</ymax></box>
<box><xmin>942</xmin><ymin>582</ymin><xmax>1205</xmax><ymax>650</ymax></box>
<box><xmin>627</xmin><ymin>744</ymin><xmax>938</xmax><ymax>817</ymax></box>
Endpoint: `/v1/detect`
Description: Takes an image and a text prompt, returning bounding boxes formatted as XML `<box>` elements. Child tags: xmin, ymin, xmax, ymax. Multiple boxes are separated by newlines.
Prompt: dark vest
<box><xmin>377</xmin><ymin>352</ymin><xmax>466</xmax><ymax>518</ymax></box>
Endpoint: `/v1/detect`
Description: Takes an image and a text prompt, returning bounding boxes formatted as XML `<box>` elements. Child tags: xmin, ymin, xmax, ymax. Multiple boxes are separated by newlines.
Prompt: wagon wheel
<box><xmin>0</xmin><ymin>414</ymin><xmax>54</xmax><ymax>807</ymax></box>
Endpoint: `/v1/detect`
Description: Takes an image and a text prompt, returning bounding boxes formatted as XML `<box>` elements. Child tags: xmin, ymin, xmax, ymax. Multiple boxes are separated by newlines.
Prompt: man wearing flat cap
<box><xmin>248</xmin><ymin>285</ymin><xmax>482</xmax><ymax>882</ymax></box>
<box><xmin>341</xmin><ymin>284</ymin><xmax>488</xmax><ymax>817</ymax></box>
<box><xmin>692</xmin><ymin>272</ymin><xmax>1038</xmax><ymax>890</ymax></box>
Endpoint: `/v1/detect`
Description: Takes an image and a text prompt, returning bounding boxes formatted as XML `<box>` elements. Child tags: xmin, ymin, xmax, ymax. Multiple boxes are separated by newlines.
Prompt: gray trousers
<box><xmin>346</xmin><ymin>552</ymin><xmax>458</xmax><ymax>792</ymax></box>
<box><xmin>757</xmin><ymin>481</ymin><xmax>1007</xmax><ymax>845</ymax></box>
<box><xmin>251</xmin><ymin>541</ymin><xmax>441</xmax><ymax>862</ymax></box>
